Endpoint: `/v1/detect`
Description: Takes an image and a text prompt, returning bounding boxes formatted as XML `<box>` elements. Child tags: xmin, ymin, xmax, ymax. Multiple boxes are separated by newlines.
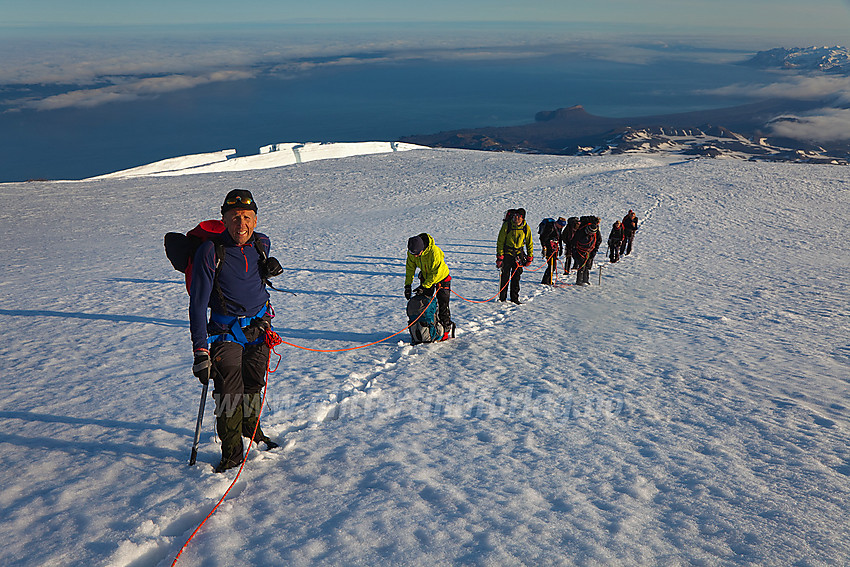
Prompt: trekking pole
<box><xmin>598</xmin><ymin>264</ymin><xmax>603</xmax><ymax>286</ymax></box>
<box><xmin>188</xmin><ymin>381</ymin><xmax>209</xmax><ymax>466</ymax></box>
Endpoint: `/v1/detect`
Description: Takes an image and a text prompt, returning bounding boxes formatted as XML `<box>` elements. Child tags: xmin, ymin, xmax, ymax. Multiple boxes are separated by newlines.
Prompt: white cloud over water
<box><xmin>701</xmin><ymin>74</ymin><xmax>850</xmax><ymax>141</ymax></box>
<box><xmin>768</xmin><ymin>108</ymin><xmax>850</xmax><ymax>141</ymax></box>
<box><xmin>704</xmin><ymin>74</ymin><xmax>850</xmax><ymax>103</ymax></box>
<box><xmin>20</xmin><ymin>70</ymin><xmax>256</xmax><ymax>110</ymax></box>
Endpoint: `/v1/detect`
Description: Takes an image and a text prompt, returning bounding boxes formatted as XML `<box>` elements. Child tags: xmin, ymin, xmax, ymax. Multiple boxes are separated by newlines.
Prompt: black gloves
<box><xmin>193</xmin><ymin>350</ymin><xmax>211</xmax><ymax>385</ymax></box>
<box><xmin>407</xmin><ymin>285</ymin><xmax>433</xmax><ymax>298</ymax></box>
<box><xmin>262</xmin><ymin>257</ymin><xmax>283</xmax><ymax>279</ymax></box>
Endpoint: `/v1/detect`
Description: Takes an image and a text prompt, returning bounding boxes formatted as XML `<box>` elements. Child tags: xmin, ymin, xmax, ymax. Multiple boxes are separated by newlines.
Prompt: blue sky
<box><xmin>2</xmin><ymin>0</ymin><xmax>850</xmax><ymax>41</ymax></box>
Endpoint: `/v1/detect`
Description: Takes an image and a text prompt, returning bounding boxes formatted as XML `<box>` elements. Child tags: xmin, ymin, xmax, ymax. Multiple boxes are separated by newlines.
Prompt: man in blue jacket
<box><xmin>190</xmin><ymin>189</ymin><xmax>278</xmax><ymax>473</ymax></box>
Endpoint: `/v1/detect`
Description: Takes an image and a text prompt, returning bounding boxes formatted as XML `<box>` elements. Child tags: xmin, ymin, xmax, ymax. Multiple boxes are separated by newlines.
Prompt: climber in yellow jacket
<box><xmin>405</xmin><ymin>233</ymin><xmax>453</xmax><ymax>340</ymax></box>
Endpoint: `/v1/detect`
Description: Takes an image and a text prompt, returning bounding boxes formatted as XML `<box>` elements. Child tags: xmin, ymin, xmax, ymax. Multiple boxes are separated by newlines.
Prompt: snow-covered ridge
<box><xmin>87</xmin><ymin>141</ymin><xmax>427</xmax><ymax>180</ymax></box>
<box><xmin>578</xmin><ymin>125</ymin><xmax>848</xmax><ymax>165</ymax></box>
<box><xmin>744</xmin><ymin>45</ymin><xmax>850</xmax><ymax>73</ymax></box>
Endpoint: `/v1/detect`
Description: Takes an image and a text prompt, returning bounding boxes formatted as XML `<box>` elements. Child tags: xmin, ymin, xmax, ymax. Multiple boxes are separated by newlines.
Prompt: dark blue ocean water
<box><xmin>0</xmin><ymin>55</ymin><xmax>778</xmax><ymax>182</ymax></box>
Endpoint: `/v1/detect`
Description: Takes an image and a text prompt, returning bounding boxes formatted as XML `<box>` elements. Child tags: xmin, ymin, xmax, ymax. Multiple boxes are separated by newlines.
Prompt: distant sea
<box><xmin>0</xmin><ymin>55</ymin><xmax>780</xmax><ymax>182</ymax></box>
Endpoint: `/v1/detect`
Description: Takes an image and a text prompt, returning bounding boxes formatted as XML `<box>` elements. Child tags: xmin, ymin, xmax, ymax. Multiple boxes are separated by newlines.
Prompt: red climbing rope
<box><xmin>279</xmin><ymin>292</ymin><xmax>437</xmax><ymax>352</ymax></box>
<box><xmin>171</xmin><ymin>327</ymin><xmax>282</xmax><ymax>566</ymax></box>
<box><xmin>450</xmin><ymin>268</ymin><xmax>515</xmax><ymax>303</ymax></box>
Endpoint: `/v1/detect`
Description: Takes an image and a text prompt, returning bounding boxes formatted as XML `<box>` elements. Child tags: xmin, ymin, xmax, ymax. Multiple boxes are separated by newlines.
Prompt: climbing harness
<box><xmin>207</xmin><ymin>303</ymin><xmax>270</xmax><ymax>347</ymax></box>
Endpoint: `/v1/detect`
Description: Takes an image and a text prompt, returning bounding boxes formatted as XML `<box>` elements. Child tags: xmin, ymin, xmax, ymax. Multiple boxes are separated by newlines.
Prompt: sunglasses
<box><xmin>225</xmin><ymin>195</ymin><xmax>253</xmax><ymax>205</ymax></box>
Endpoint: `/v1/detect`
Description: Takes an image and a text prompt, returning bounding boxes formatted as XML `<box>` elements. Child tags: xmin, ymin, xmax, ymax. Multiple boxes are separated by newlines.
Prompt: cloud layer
<box><xmin>705</xmin><ymin>74</ymin><xmax>850</xmax><ymax>104</ymax></box>
<box><xmin>701</xmin><ymin>73</ymin><xmax>850</xmax><ymax>141</ymax></box>
<box><xmin>20</xmin><ymin>70</ymin><xmax>256</xmax><ymax>110</ymax></box>
<box><xmin>0</xmin><ymin>25</ymin><xmax>764</xmax><ymax>112</ymax></box>
<box><xmin>768</xmin><ymin>108</ymin><xmax>850</xmax><ymax>142</ymax></box>
<box><xmin>4</xmin><ymin>24</ymin><xmax>849</xmax><ymax>147</ymax></box>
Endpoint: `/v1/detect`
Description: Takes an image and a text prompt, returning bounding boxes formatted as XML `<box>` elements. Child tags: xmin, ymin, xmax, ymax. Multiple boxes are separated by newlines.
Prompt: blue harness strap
<box><xmin>207</xmin><ymin>303</ymin><xmax>270</xmax><ymax>347</ymax></box>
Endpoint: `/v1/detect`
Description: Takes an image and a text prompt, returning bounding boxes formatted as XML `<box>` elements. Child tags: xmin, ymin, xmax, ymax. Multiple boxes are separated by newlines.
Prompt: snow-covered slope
<box><xmin>0</xmin><ymin>150</ymin><xmax>848</xmax><ymax>566</ymax></box>
<box><xmin>87</xmin><ymin>142</ymin><xmax>426</xmax><ymax>179</ymax></box>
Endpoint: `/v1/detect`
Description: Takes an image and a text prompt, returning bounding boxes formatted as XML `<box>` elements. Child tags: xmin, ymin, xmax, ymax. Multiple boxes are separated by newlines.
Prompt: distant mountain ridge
<box><xmin>742</xmin><ymin>45</ymin><xmax>850</xmax><ymax>73</ymax></box>
<box><xmin>400</xmin><ymin>100</ymin><xmax>849</xmax><ymax>165</ymax></box>
<box><xmin>400</xmin><ymin>46</ymin><xmax>850</xmax><ymax>165</ymax></box>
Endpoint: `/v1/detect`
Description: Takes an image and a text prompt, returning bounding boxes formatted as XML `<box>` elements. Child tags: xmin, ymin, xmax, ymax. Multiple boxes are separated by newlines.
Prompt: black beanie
<box><xmin>408</xmin><ymin>236</ymin><xmax>426</xmax><ymax>255</ymax></box>
<box><xmin>221</xmin><ymin>189</ymin><xmax>258</xmax><ymax>215</ymax></box>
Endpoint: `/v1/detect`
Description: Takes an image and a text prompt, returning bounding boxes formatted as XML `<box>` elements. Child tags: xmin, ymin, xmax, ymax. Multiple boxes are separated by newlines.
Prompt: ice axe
<box><xmin>188</xmin><ymin>381</ymin><xmax>209</xmax><ymax>466</ymax></box>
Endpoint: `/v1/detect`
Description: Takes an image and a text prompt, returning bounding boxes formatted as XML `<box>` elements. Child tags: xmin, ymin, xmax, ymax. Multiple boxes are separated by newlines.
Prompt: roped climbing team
<box><xmin>185</xmin><ymin>189</ymin><xmax>639</xmax><ymax>472</ymax></box>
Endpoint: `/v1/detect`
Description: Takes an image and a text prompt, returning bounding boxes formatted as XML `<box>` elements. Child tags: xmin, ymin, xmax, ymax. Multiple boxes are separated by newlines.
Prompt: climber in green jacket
<box><xmin>496</xmin><ymin>208</ymin><xmax>533</xmax><ymax>304</ymax></box>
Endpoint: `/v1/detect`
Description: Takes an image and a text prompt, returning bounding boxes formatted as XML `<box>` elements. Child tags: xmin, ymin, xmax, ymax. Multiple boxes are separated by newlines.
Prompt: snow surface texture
<box><xmin>0</xmin><ymin>149</ymin><xmax>848</xmax><ymax>566</ymax></box>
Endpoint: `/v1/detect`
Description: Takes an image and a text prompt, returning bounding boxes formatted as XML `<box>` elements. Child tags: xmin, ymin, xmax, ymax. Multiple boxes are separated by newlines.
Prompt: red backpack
<box><xmin>164</xmin><ymin>220</ymin><xmax>227</xmax><ymax>293</ymax></box>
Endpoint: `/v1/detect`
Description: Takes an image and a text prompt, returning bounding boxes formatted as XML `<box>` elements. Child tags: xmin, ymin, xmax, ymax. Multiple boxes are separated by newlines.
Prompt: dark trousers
<box><xmin>435</xmin><ymin>278</ymin><xmax>452</xmax><ymax>329</ymax></box>
<box><xmin>210</xmin><ymin>317</ymin><xmax>271</xmax><ymax>461</ymax></box>
<box><xmin>541</xmin><ymin>243</ymin><xmax>557</xmax><ymax>284</ymax></box>
<box><xmin>499</xmin><ymin>256</ymin><xmax>523</xmax><ymax>302</ymax></box>
<box><xmin>574</xmin><ymin>254</ymin><xmax>594</xmax><ymax>285</ymax></box>
<box><xmin>608</xmin><ymin>240</ymin><xmax>621</xmax><ymax>263</ymax></box>
<box><xmin>620</xmin><ymin>233</ymin><xmax>634</xmax><ymax>255</ymax></box>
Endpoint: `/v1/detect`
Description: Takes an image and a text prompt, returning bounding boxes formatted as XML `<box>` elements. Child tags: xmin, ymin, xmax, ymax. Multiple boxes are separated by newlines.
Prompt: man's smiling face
<box><xmin>223</xmin><ymin>208</ymin><xmax>257</xmax><ymax>246</ymax></box>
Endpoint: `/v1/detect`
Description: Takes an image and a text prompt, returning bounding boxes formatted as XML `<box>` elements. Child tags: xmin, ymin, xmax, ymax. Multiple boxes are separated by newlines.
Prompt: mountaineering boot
<box><xmin>214</xmin><ymin>455</ymin><xmax>242</xmax><ymax>473</ymax></box>
<box><xmin>511</xmin><ymin>298</ymin><xmax>522</xmax><ymax>305</ymax></box>
<box><xmin>243</xmin><ymin>418</ymin><xmax>279</xmax><ymax>450</ymax></box>
<box><xmin>215</xmin><ymin>405</ymin><xmax>244</xmax><ymax>473</ymax></box>
<box><xmin>439</xmin><ymin>320</ymin><xmax>454</xmax><ymax>341</ymax></box>
<box><xmin>254</xmin><ymin>428</ymin><xmax>279</xmax><ymax>450</ymax></box>
<box><xmin>255</xmin><ymin>426</ymin><xmax>279</xmax><ymax>450</ymax></box>
<box><xmin>242</xmin><ymin>393</ymin><xmax>279</xmax><ymax>450</ymax></box>
<box><xmin>214</xmin><ymin>460</ymin><xmax>240</xmax><ymax>473</ymax></box>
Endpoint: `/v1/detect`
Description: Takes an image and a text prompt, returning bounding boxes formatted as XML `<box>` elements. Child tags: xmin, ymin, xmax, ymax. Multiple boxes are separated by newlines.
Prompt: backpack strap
<box><xmin>210</xmin><ymin>239</ymin><xmax>250</xmax><ymax>316</ymax></box>
<box><xmin>251</xmin><ymin>233</ymin><xmax>285</xmax><ymax>292</ymax></box>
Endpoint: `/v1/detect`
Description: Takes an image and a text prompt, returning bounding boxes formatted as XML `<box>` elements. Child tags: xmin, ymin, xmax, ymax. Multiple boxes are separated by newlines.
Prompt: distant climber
<box><xmin>561</xmin><ymin>217</ymin><xmax>580</xmax><ymax>275</ymax></box>
<box><xmin>571</xmin><ymin>216</ymin><xmax>600</xmax><ymax>286</ymax></box>
<box><xmin>538</xmin><ymin>217</ymin><xmax>566</xmax><ymax>285</ymax></box>
<box><xmin>621</xmin><ymin>210</ymin><xmax>639</xmax><ymax>256</ymax></box>
<box><xmin>607</xmin><ymin>220</ymin><xmax>624</xmax><ymax>263</ymax></box>
<box><xmin>496</xmin><ymin>208</ymin><xmax>533</xmax><ymax>303</ymax></box>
